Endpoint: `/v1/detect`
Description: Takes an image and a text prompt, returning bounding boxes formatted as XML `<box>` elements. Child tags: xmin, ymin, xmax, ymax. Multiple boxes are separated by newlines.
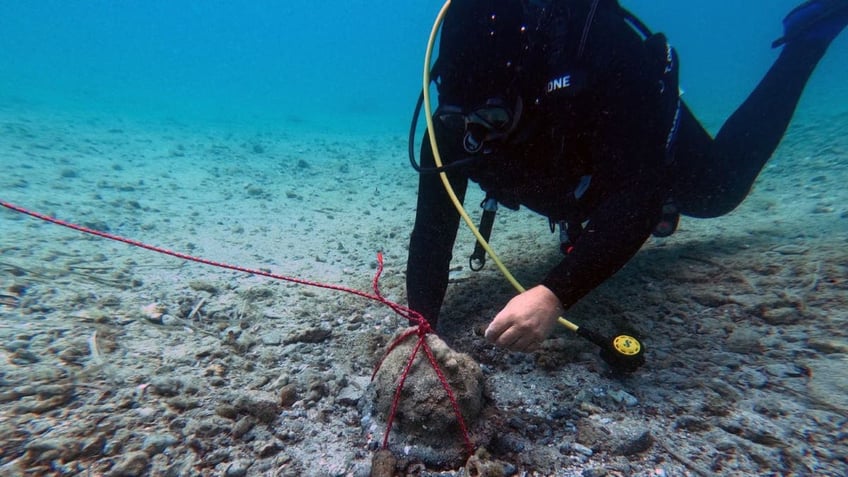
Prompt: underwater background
<box><xmin>1</xmin><ymin>0</ymin><xmax>846</xmax><ymax>135</ymax></box>
<box><xmin>1</xmin><ymin>1</ymin><xmax>847</xmax><ymax>476</ymax></box>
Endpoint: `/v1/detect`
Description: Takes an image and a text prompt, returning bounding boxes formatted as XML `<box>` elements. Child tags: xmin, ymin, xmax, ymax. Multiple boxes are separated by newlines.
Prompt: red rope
<box><xmin>1</xmin><ymin>199</ymin><xmax>474</xmax><ymax>456</ymax></box>
<box><xmin>2</xmin><ymin>200</ymin><xmax>386</xmax><ymax>304</ymax></box>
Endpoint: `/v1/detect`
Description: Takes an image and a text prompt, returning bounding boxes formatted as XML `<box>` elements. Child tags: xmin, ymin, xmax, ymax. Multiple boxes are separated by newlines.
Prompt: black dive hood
<box><xmin>437</xmin><ymin>0</ymin><xmax>534</xmax><ymax>106</ymax></box>
<box><xmin>409</xmin><ymin>0</ymin><xmax>540</xmax><ymax>174</ymax></box>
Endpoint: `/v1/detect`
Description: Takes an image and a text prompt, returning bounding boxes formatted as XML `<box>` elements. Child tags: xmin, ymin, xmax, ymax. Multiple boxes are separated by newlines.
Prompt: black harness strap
<box><xmin>469</xmin><ymin>196</ymin><xmax>498</xmax><ymax>271</ymax></box>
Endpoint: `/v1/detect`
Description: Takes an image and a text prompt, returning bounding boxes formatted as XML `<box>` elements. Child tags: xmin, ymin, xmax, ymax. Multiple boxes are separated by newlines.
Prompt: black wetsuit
<box><xmin>407</xmin><ymin>0</ymin><xmax>834</xmax><ymax>326</ymax></box>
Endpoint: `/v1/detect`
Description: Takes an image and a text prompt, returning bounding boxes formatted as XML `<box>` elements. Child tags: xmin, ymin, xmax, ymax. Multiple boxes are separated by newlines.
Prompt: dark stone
<box><xmin>614</xmin><ymin>430</ymin><xmax>654</xmax><ymax>456</ymax></box>
<box><xmin>283</xmin><ymin>327</ymin><xmax>332</xmax><ymax>344</ymax></box>
<box><xmin>110</xmin><ymin>451</ymin><xmax>150</xmax><ymax>477</ymax></box>
<box><xmin>370</xmin><ymin>449</ymin><xmax>396</xmax><ymax>477</ymax></box>
<box><xmin>279</xmin><ymin>383</ymin><xmax>298</xmax><ymax>408</ymax></box>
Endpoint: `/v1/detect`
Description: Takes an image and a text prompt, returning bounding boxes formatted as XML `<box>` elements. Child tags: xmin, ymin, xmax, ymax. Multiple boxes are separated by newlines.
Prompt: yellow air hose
<box><xmin>422</xmin><ymin>0</ymin><xmax>579</xmax><ymax>333</ymax></box>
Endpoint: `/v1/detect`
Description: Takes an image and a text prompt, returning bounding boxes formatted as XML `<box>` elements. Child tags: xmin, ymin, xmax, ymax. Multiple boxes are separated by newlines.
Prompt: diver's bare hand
<box><xmin>484</xmin><ymin>285</ymin><xmax>563</xmax><ymax>352</ymax></box>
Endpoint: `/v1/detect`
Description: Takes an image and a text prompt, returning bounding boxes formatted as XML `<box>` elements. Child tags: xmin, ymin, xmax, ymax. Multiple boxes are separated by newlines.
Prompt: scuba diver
<box><xmin>406</xmin><ymin>0</ymin><xmax>848</xmax><ymax>353</ymax></box>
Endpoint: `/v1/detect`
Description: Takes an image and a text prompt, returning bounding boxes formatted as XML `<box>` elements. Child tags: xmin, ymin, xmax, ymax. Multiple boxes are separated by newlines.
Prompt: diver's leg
<box><xmin>674</xmin><ymin>3</ymin><xmax>847</xmax><ymax>218</ymax></box>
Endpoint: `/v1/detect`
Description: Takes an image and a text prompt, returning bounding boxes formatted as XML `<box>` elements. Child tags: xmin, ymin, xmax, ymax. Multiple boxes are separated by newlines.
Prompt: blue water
<box><xmin>1</xmin><ymin>1</ymin><xmax>846</xmax><ymax>134</ymax></box>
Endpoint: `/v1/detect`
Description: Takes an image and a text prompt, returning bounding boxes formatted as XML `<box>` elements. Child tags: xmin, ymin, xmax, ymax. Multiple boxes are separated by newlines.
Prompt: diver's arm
<box><xmin>540</xmin><ymin>181</ymin><xmax>663</xmax><ymax>309</ymax></box>
<box><xmin>485</xmin><ymin>175</ymin><xmax>664</xmax><ymax>352</ymax></box>
<box><xmin>541</xmin><ymin>60</ymin><xmax>673</xmax><ymax>312</ymax></box>
<box><xmin>406</xmin><ymin>134</ymin><xmax>468</xmax><ymax>326</ymax></box>
<box><xmin>487</xmin><ymin>19</ymin><xmax>680</xmax><ymax>352</ymax></box>
<box><xmin>485</xmin><ymin>160</ymin><xmax>665</xmax><ymax>352</ymax></box>
<box><xmin>541</xmin><ymin>31</ymin><xmax>676</xmax><ymax>311</ymax></box>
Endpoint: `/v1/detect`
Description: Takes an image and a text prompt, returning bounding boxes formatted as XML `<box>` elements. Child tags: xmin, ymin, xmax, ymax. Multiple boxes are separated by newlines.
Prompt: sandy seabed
<box><xmin>1</xmin><ymin>105</ymin><xmax>846</xmax><ymax>476</ymax></box>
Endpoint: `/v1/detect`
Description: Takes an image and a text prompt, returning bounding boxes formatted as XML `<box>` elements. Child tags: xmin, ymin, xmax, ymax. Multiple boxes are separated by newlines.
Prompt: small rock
<box><xmin>186</xmin><ymin>417</ymin><xmax>231</xmax><ymax>438</ymax></box>
<box><xmin>97</xmin><ymin>295</ymin><xmax>122</xmax><ymax>308</ymax></box>
<box><xmin>135</xmin><ymin>407</ymin><xmax>158</xmax><ymax>421</ymax></box>
<box><xmin>140</xmin><ymin>303</ymin><xmax>164</xmax><ymax>323</ymax></box>
<box><xmin>225</xmin><ymin>459</ymin><xmax>252</xmax><ymax>477</ymax></box>
<box><xmin>464</xmin><ymin>447</ymin><xmax>507</xmax><ymax>477</ymax></box>
<box><xmin>752</xmin><ymin>398</ymin><xmax>787</xmax><ymax>418</ymax></box>
<box><xmin>739</xmin><ymin>368</ymin><xmax>769</xmax><ymax>389</ymax></box>
<box><xmin>248</xmin><ymin>375</ymin><xmax>271</xmax><ymax>389</ymax></box>
<box><xmin>37</xmin><ymin>383</ymin><xmax>75</xmax><ymax>399</ymax></box>
<box><xmin>232</xmin><ymin>416</ymin><xmax>255</xmax><ymax>439</ymax></box>
<box><xmin>13</xmin><ymin>392</ymin><xmax>74</xmax><ymax>414</ymax></box>
<box><xmin>770</xmin><ymin>244</ymin><xmax>808</xmax><ymax>255</ymax></box>
<box><xmin>149</xmin><ymin>377</ymin><xmax>181</xmax><ymax>397</ymax></box>
<box><xmin>759</xmin><ymin>307</ymin><xmax>800</xmax><ymax>325</ymax></box>
<box><xmin>245</xmin><ymin>185</ymin><xmax>268</xmax><ymax>198</ymax></box>
<box><xmin>305</xmin><ymin>378</ymin><xmax>327</xmax><ymax>403</ymax></box>
<box><xmin>608</xmin><ymin>389</ymin><xmax>638</xmax><ymax>406</ymax></box>
<box><xmin>188</xmin><ymin>280</ymin><xmax>219</xmax><ymax>294</ymax></box>
<box><xmin>204</xmin><ymin>448</ymin><xmax>231</xmax><ymax>466</ymax></box>
<box><xmin>725</xmin><ymin>327</ymin><xmax>762</xmax><ymax>354</ymax></box>
<box><xmin>4</xmin><ymin>339</ymin><xmax>30</xmax><ymax>352</ymax></box>
<box><xmin>691</xmin><ymin>292</ymin><xmax>731</xmax><ymax>308</ymax></box>
<box><xmin>279</xmin><ymin>383</ymin><xmax>298</xmax><ymax>408</ymax></box>
<box><xmin>261</xmin><ymin>331</ymin><xmax>283</xmax><ymax>346</ymax></box>
<box><xmin>142</xmin><ymin>433</ymin><xmax>177</xmax><ymax>456</ymax></box>
<box><xmin>233</xmin><ymin>334</ymin><xmax>256</xmax><ymax>353</ymax></box>
<box><xmin>718</xmin><ymin>412</ymin><xmax>783</xmax><ymax>447</ymax></box>
<box><xmin>167</xmin><ymin>396</ymin><xmax>200</xmax><ymax>411</ymax></box>
<box><xmin>110</xmin><ymin>450</ymin><xmax>150</xmax><ymax>476</ymax></box>
<box><xmin>576</xmin><ymin>419</ymin><xmax>610</xmax><ymax>450</ymax></box>
<box><xmin>241</xmin><ymin>286</ymin><xmax>275</xmax><ymax>301</ymax></box>
<box><xmin>807</xmin><ymin>338</ymin><xmax>848</xmax><ymax>355</ymax></box>
<box><xmin>491</xmin><ymin>433</ymin><xmax>526</xmax><ymax>454</ymax></box>
<box><xmin>80</xmin><ymin>436</ymin><xmax>107</xmax><ymax>458</ymax></box>
<box><xmin>571</xmin><ymin>443</ymin><xmax>594</xmax><ymax>456</ymax></box>
<box><xmin>337</xmin><ymin>383</ymin><xmax>364</xmax><ymax>407</ymax></box>
<box><xmin>371</xmin><ymin>449</ymin><xmax>396</xmax><ymax>477</ymax></box>
<box><xmin>257</xmin><ymin>441</ymin><xmax>281</xmax><ymax>458</ymax></box>
<box><xmin>715</xmin><ymin>439</ymin><xmax>736</xmax><ymax>451</ymax></box>
<box><xmin>216</xmin><ymin>404</ymin><xmax>238</xmax><ymax>419</ymax></box>
<box><xmin>709</xmin><ymin>352</ymin><xmax>742</xmax><ymax>369</ymax></box>
<box><xmin>234</xmin><ymin>391</ymin><xmax>280</xmax><ymax>424</ymax></box>
<box><xmin>56</xmin><ymin>340</ymin><xmax>89</xmax><ymax>365</ymax></box>
<box><xmin>268</xmin><ymin>373</ymin><xmax>290</xmax><ymax>389</ymax></box>
<box><xmin>705</xmin><ymin>378</ymin><xmax>743</xmax><ymax>401</ymax></box>
<box><xmin>808</xmin><ymin>357</ymin><xmax>848</xmax><ymax>411</ymax></box>
<box><xmin>161</xmin><ymin>314</ymin><xmax>181</xmax><ymax>326</ymax></box>
<box><xmin>283</xmin><ymin>326</ymin><xmax>332</xmax><ymax>344</ymax></box>
<box><xmin>25</xmin><ymin>437</ymin><xmax>80</xmax><ymax>464</ymax></box>
<box><xmin>673</xmin><ymin>415</ymin><xmax>711</xmax><ymax>432</ymax></box>
<box><xmin>578</xmin><ymin>401</ymin><xmax>605</xmax><ymax>415</ymax></box>
<box><xmin>763</xmin><ymin>363</ymin><xmax>805</xmax><ymax>378</ymax></box>
<box><xmin>613</xmin><ymin>430</ymin><xmax>654</xmax><ymax>456</ymax></box>
<box><xmin>222</xmin><ymin>326</ymin><xmax>242</xmax><ymax>338</ymax></box>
